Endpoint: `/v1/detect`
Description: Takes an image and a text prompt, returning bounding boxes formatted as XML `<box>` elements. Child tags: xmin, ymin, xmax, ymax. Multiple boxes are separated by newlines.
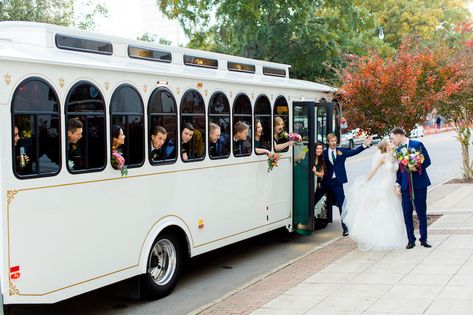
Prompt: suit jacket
<box><xmin>396</xmin><ymin>140</ymin><xmax>431</xmax><ymax>190</ymax></box>
<box><xmin>321</xmin><ymin>145</ymin><xmax>366</xmax><ymax>186</ymax></box>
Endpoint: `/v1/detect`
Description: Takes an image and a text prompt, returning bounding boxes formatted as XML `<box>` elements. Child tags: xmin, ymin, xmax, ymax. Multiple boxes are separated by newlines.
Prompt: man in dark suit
<box><xmin>391</xmin><ymin>127</ymin><xmax>432</xmax><ymax>249</ymax></box>
<box><xmin>209</xmin><ymin>123</ymin><xmax>228</xmax><ymax>158</ymax></box>
<box><xmin>321</xmin><ymin>133</ymin><xmax>373</xmax><ymax>236</ymax></box>
<box><xmin>233</xmin><ymin>121</ymin><xmax>251</xmax><ymax>156</ymax></box>
<box><xmin>150</xmin><ymin>125</ymin><xmax>175</xmax><ymax>162</ymax></box>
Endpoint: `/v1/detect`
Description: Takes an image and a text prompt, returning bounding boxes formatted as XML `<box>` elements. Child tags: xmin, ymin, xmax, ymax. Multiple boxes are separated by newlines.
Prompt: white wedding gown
<box><xmin>342</xmin><ymin>151</ymin><xmax>408</xmax><ymax>251</ymax></box>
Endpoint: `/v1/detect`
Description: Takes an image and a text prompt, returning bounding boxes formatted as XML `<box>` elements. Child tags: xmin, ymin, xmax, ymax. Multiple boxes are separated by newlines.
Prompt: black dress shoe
<box><xmin>342</xmin><ymin>230</ymin><xmax>349</xmax><ymax>237</ymax></box>
<box><xmin>406</xmin><ymin>241</ymin><xmax>415</xmax><ymax>249</ymax></box>
<box><xmin>421</xmin><ymin>241</ymin><xmax>432</xmax><ymax>248</ymax></box>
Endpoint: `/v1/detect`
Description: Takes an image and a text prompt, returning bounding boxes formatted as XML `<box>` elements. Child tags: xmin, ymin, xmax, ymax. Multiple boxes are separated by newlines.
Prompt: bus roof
<box><xmin>0</xmin><ymin>21</ymin><xmax>336</xmax><ymax>93</ymax></box>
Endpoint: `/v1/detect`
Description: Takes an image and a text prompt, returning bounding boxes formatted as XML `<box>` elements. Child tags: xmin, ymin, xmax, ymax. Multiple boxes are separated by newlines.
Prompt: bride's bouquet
<box><xmin>396</xmin><ymin>146</ymin><xmax>425</xmax><ymax>210</ymax></box>
<box><xmin>396</xmin><ymin>147</ymin><xmax>425</xmax><ymax>174</ymax></box>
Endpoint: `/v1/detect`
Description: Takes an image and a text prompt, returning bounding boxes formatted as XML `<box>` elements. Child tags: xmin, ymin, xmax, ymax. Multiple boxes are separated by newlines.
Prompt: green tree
<box><xmin>158</xmin><ymin>0</ymin><xmax>388</xmax><ymax>84</ymax></box>
<box><xmin>357</xmin><ymin>0</ymin><xmax>471</xmax><ymax>48</ymax></box>
<box><xmin>0</xmin><ymin>0</ymin><xmax>108</xmax><ymax>31</ymax></box>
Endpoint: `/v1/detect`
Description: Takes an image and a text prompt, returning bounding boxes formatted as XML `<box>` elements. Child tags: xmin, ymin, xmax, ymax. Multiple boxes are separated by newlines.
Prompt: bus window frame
<box><xmin>11</xmin><ymin>77</ymin><xmax>62</xmax><ymax>179</ymax></box>
<box><xmin>232</xmin><ymin>93</ymin><xmax>253</xmax><ymax>158</ymax></box>
<box><xmin>109</xmin><ymin>83</ymin><xmax>145</xmax><ymax>169</ymax></box>
<box><xmin>180</xmin><ymin>89</ymin><xmax>207</xmax><ymax>163</ymax></box>
<box><xmin>254</xmin><ymin>94</ymin><xmax>273</xmax><ymax>154</ymax></box>
<box><xmin>65</xmin><ymin>80</ymin><xmax>107</xmax><ymax>174</ymax></box>
<box><xmin>208</xmin><ymin>91</ymin><xmax>231</xmax><ymax>160</ymax></box>
<box><xmin>148</xmin><ymin>86</ymin><xmax>178</xmax><ymax>166</ymax></box>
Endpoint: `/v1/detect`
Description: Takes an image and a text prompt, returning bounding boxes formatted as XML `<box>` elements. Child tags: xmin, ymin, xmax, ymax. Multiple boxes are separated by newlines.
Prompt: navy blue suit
<box><xmin>396</xmin><ymin>140</ymin><xmax>431</xmax><ymax>243</ymax></box>
<box><xmin>316</xmin><ymin>145</ymin><xmax>366</xmax><ymax>232</ymax></box>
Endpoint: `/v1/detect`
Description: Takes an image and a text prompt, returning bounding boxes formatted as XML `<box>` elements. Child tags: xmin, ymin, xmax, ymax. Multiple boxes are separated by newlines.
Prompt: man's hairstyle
<box><xmin>234</xmin><ymin>121</ymin><xmax>249</xmax><ymax>134</ymax></box>
<box><xmin>390</xmin><ymin>127</ymin><xmax>406</xmax><ymax>136</ymax></box>
<box><xmin>209</xmin><ymin>123</ymin><xmax>221</xmax><ymax>134</ymax></box>
<box><xmin>182</xmin><ymin>122</ymin><xmax>194</xmax><ymax>132</ymax></box>
<box><xmin>151</xmin><ymin>125</ymin><xmax>167</xmax><ymax>136</ymax></box>
<box><xmin>68</xmin><ymin>118</ymin><xmax>83</xmax><ymax>132</ymax></box>
<box><xmin>327</xmin><ymin>133</ymin><xmax>337</xmax><ymax>141</ymax></box>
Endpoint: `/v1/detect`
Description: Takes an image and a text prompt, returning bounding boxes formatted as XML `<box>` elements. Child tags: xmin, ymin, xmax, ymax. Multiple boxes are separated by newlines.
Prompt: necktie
<box><xmin>216</xmin><ymin>141</ymin><xmax>220</xmax><ymax>155</ymax></box>
<box><xmin>239</xmin><ymin>142</ymin><xmax>242</xmax><ymax>155</ymax></box>
<box><xmin>331</xmin><ymin>150</ymin><xmax>336</xmax><ymax>164</ymax></box>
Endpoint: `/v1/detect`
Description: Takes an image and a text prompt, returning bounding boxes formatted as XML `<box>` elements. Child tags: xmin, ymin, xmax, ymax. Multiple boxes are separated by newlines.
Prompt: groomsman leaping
<box><xmin>316</xmin><ymin>133</ymin><xmax>373</xmax><ymax>236</ymax></box>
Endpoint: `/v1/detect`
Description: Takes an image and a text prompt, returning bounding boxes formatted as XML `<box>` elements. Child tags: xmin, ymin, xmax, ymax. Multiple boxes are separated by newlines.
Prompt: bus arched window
<box><xmin>11</xmin><ymin>78</ymin><xmax>61</xmax><ymax>178</ymax></box>
<box><xmin>208</xmin><ymin>92</ymin><xmax>230</xmax><ymax>159</ymax></box>
<box><xmin>274</xmin><ymin>96</ymin><xmax>290</xmax><ymax>153</ymax></box>
<box><xmin>148</xmin><ymin>87</ymin><xmax>177</xmax><ymax>164</ymax></box>
<box><xmin>65</xmin><ymin>82</ymin><xmax>106</xmax><ymax>173</ymax></box>
<box><xmin>110</xmin><ymin>85</ymin><xmax>144</xmax><ymax>168</ymax></box>
<box><xmin>180</xmin><ymin>90</ymin><xmax>206</xmax><ymax>162</ymax></box>
<box><xmin>254</xmin><ymin>95</ymin><xmax>272</xmax><ymax>155</ymax></box>
<box><xmin>232</xmin><ymin>94</ymin><xmax>252</xmax><ymax>157</ymax></box>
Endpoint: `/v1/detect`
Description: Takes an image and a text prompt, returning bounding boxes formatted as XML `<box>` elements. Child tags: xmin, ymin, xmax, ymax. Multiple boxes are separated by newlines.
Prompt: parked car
<box><xmin>409</xmin><ymin>124</ymin><xmax>425</xmax><ymax>138</ymax></box>
<box><xmin>340</xmin><ymin>128</ymin><xmax>384</xmax><ymax>149</ymax></box>
<box><xmin>340</xmin><ymin>129</ymin><xmax>364</xmax><ymax>149</ymax></box>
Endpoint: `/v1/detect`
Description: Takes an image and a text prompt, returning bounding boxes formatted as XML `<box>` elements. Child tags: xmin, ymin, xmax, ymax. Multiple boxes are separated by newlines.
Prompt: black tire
<box><xmin>140</xmin><ymin>233</ymin><xmax>182</xmax><ymax>300</ymax></box>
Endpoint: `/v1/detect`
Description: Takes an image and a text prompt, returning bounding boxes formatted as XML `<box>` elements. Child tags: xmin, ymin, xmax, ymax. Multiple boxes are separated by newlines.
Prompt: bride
<box><xmin>342</xmin><ymin>140</ymin><xmax>407</xmax><ymax>251</ymax></box>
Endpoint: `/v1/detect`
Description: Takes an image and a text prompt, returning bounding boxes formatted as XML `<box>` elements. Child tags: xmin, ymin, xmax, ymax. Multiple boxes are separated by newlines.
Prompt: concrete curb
<box><xmin>428</xmin><ymin>173</ymin><xmax>461</xmax><ymax>192</ymax></box>
<box><xmin>189</xmin><ymin>235</ymin><xmax>344</xmax><ymax>315</ymax></box>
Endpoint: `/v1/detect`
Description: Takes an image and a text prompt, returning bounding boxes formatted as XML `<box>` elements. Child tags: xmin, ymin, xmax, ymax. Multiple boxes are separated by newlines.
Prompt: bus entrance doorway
<box><xmin>292</xmin><ymin>101</ymin><xmax>339</xmax><ymax>234</ymax></box>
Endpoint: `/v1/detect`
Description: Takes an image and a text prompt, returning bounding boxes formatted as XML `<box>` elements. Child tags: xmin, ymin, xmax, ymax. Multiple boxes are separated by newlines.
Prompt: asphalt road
<box><xmin>6</xmin><ymin>131</ymin><xmax>468</xmax><ymax>315</ymax></box>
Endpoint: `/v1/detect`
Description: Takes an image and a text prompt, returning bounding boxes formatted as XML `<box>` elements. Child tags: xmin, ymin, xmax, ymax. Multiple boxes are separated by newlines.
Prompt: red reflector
<box><xmin>10</xmin><ymin>266</ymin><xmax>19</xmax><ymax>273</ymax></box>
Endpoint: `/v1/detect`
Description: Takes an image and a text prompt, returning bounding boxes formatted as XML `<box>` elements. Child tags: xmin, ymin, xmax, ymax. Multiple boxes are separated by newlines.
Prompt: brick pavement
<box><xmin>197</xmin><ymin>237</ymin><xmax>356</xmax><ymax>315</ymax></box>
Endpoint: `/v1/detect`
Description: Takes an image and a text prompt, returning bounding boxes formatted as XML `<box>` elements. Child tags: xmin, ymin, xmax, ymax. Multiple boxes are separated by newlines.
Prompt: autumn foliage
<box><xmin>338</xmin><ymin>41</ymin><xmax>463</xmax><ymax>136</ymax></box>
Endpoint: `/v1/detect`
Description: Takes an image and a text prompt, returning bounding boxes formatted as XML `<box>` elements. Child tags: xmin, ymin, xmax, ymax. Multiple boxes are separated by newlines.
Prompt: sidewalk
<box><xmin>424</xmin><ymin>125</ymin><xmax>454</xmax><ymax>135</ymax></box>
<box><xmin>193</xmin><ymin>182</ymin><xmax>473</xmax><ymax>315</ymax></box>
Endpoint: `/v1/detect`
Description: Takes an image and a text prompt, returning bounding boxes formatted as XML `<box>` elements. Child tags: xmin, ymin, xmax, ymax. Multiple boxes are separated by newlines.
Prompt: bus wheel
<box><xmin>141</xmin><ymin>234</ymin><xmax>182</xmax><ymax>300</ymax></box>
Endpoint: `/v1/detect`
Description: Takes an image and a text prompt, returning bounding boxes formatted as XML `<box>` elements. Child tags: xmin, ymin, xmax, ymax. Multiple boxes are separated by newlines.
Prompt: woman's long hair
<box><xmin>315</xmin><ymin>142</ymin><xmax>326</xmax><ymax>172</ymax></box>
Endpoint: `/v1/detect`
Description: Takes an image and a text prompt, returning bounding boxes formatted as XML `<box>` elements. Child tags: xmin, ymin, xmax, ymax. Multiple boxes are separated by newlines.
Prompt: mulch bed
<box><xmin>446</xmin><ymin>178</ymin><xmax>473</xmax><ymax>184</ymax></box>
<box><xmin>413</xmin><ymin>214</ymin><xmax>442</xmax><ymax>229</ymax></box>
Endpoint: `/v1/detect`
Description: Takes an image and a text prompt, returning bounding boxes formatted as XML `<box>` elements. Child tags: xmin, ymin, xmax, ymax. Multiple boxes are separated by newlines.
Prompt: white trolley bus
<box><xmin>0</xmin><ymin>22</ymin><xmax>340</xmax><ymax>305</ymax></box>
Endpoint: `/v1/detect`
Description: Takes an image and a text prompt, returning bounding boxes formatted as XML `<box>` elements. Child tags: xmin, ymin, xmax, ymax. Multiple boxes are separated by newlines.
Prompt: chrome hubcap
<box><xmin>148</xmin><ymin>239</ymin><xmax>176</xmax><ymax>286</ymax></box>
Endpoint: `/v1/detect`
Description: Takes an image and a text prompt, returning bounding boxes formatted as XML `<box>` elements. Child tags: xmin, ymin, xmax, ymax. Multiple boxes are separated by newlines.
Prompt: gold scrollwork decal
<box><xmin>9</xmin><ymin>282</ymin><xmax>20</xmax><ymax>296</ymax></box>
<box><xmin>205</xmin><ymin>89</ymin><xmax>208</xmax><ymax>97</ymax></box>
<box><xmin>176</xmin><ymin>87</ymin><xmax>180</xmax><ymax>95</ymax></box>
<box><xmin>4</xmin><ymin>73</ymin><xmax>12</xmax><ymax>85</ymax></box>
<box><xmin>7</xmin><ymin>190</ymin><xmax>17</xmax><ymax>206</ymax></box>
<box><xmin>104</xmin><ymin>81</ymin><xmax>110</xmax><ymax>91</ymax></box>
<box><xmin>143</xmin><ymin>84</ymin><xmax>148</xmax><ymax>93</ymax></box>
<box><xmin>59</xmin><ymin>77</ymin><xmax>65</xmax><ymax>88</ymax></box>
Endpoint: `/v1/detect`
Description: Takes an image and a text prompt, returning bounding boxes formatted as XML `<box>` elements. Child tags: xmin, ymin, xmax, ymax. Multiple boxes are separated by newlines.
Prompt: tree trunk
<box><xmin>457</xmin><ymin>126</ymin><xmax>473</xmax><ymax>179</ymax></box>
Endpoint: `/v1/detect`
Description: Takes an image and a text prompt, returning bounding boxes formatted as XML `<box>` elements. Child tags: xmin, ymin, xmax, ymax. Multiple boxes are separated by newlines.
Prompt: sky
<box><xmin>75</xmin><ymin>0</ymin><xmax>188</xmax><ymax>46</ymax></box>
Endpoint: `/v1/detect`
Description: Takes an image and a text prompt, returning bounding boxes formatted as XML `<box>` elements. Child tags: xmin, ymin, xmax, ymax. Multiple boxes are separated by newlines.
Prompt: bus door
<box><xmin>292</xmin><ymin>101</ymin><xmax>316</xmax><ymax>235</ymax></box>
<box><xmin>313</xmin><ymin>101</ymin><xmax>341</xmax><ymax>229</ymax></box>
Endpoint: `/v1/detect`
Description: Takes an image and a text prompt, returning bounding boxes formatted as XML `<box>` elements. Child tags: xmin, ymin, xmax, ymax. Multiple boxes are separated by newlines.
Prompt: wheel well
<box><xmin>159</xmin><ymin>225</ymin><xmax>191</xmax><ymax>259</ymax></box>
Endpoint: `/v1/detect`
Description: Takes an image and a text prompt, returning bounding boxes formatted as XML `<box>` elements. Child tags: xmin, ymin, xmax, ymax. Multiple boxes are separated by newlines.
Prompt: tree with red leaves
<box><xmin>438</xmin><ymin>23</ymin><xmax>473</xmax><ymax>179</ymax></box>
<box><xmin>338</xmin><ymin>40</ymin><xmax>463</xmax><ymax>137</ymax></box>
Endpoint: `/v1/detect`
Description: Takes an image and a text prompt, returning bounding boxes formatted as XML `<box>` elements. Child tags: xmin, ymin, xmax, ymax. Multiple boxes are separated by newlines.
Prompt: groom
<box><xmin>320</xmin><ymin>133</ymin><xmax>373</xmax><ymax>236</ymax></box>
<box><xmin>390</xmin><ymin>127</ymin><xmax>432</xmax><ymax>249</ymax></box>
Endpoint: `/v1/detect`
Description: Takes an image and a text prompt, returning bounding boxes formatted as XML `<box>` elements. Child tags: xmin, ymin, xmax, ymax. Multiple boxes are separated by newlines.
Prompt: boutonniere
<box><xmin>337</xmin><ymin>150</ymin><xmax>342</xmax><ymax>156</ymax></box>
